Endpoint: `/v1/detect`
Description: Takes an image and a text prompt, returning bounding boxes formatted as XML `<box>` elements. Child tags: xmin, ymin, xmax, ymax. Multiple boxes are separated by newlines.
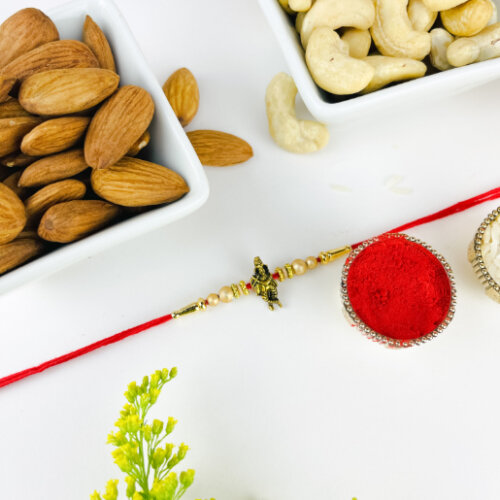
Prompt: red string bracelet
<box><xmin>1</xmin><ymin>186</ymin><xmax>500</xmax><ymax>389</ymax></box>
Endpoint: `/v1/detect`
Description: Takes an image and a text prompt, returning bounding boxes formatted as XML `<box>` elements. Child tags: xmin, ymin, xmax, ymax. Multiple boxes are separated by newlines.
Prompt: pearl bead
<box><xmin>306</xmin><ymin>256</ymin><xmax>318</xmax><ymax>269</ymax></box>
<box><xmin>292</xmin><ymin>259</ymin><xmax>307</xmax><ymax>275</ymax></box>
<box><xmin>207</xmin><ymin>293</ymin><xmax>219</xmax><ymax>306</ymax></box>
<box><xmin>219</xmin><ymin>286</ymin><xmax>234</xmax><ymax>303</ymax></box>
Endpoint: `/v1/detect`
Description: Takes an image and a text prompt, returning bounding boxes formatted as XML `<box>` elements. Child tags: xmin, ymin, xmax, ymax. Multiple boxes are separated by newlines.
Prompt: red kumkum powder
<box><xmin>346</xmin><ymin>236</ymin><xmax>452</xmax><ymax>341</ymax></box>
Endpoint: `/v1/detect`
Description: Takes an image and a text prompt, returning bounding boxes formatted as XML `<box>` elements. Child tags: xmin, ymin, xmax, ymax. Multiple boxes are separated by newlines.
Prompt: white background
<box><xmin>1</xmin><ymin>1</ymin><xmax>500</xmax><ymax>499</ymax></box>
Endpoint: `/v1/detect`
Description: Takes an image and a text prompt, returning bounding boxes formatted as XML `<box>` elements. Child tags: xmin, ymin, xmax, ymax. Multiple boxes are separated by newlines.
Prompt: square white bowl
<box><xmin>259</xmin><ymin>0</ymin><xmax>500</xmax><ymax>124</ymax></box>
<box><xmin>0</xmin><ymin>0</ymin><xmax>209</xmax><ymax>295</ymax></box>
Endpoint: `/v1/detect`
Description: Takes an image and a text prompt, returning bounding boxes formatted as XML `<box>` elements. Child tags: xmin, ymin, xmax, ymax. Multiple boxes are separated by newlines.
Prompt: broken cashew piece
<box><xmin>447</xmin><ymin>22</ymin><xmax>500</xmax><ymax>66</ymax></box>
<box><xmin>441</xmin><ymin>0</ymin><xmax>493</xmax><ymax>37</ymax></box>
<box><xmin>429</xmin><ymin>28</ymin><xmax>454</xmax><ymax>70</ymax></box>
<box><xmin>300</xmin><ymin>0</ymin><xmax>375</xmax><ymax>48</ymax></box>
<box><xmin>422</xmin><ymin>0</ymin><xmax>469</xmax><ymax>10</ymax></box>
<box><xmin>265</xmin><ymin>73</ymin><xmax>329</xmax><ymax>154</ymax></box>
<box><xmin>408</xmin><ymin>0</ymin><xmax>438</xmax><ymax>32</ymax></box>
<box><xmin>289</xmin><ymin>0</ymin><xmax>313</xmax><ymax>11</ymax></box>
<box><xmin>341</xmin><ymin>28</ymin><xmax>372</xmax><ymax>58</ymax></box>
<box><xmin>361</xmin><ymin>55</ymin><xmax>427</xmax><ymax>93</ymax></box>
<box><xmin>371</xmin><ymin>0</ymin><xmax>431</xmax><ymax>60</ymax></box>
<box><xmin>306</xmin><ymin>27</ymin><xmax>375</xmax><ymax>94</ymax></box>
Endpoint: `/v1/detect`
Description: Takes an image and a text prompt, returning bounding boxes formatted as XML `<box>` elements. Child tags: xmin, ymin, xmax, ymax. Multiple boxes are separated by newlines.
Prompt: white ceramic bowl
<box><xmin>0</xmin><ymin>0</ymin><xmax>209</xmax><ymax>295</ymax></box>
<box><xmin>259</xmin><ymin>0</ymin><xmax>500</xmax><ymax>124</ymax></box>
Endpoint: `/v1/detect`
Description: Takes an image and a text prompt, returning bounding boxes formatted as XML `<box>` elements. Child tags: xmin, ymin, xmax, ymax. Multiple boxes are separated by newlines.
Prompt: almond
<box><xmin>19</xmin><ymin>68</ymin><xmax>120</xmax><ymax>116</ymax></box>
<box><xmin>187</xmin><ymin>130</ymin><xmax>253</xmax><ymax>166</ymax></box>
<box><xmin>25</xmin><ymin>179</ymin><xmax>86</xmax><ymax>227</ymax></box>
<box><xmin>84</xmin><ymin>85</ymin><xmax>154</xmax><ymax>169</ymax></box>
<box><xmin>0</xmin><ymin>75</ymin><xmax>16</xmax><ymax>103</ymax></box>
<box><xmin>91</xmin><ymin>156</ymin><xmax>189</xmax><ymax>207</ymax></box>
<box><xmin>0</xmin><ymin>184</ymin><xmax>26</xmax><ymax>244</ymax></box>
<box><xmin>21</xmin><ymin>116</ymin><xmax>90</xmax><ymax>156</ymax></box>
<box><xmin>38</xmin><ymin>200</ymin><xmax>120</xmax><ymax>243</ymax></box>
<box><xmin>1</xmin><ymin>40</ymin><xmax>99</xmax><ymax>82</ymax></box>
<box><xmin>0</xmin><ymin>116</ymin><xmax>42</xmax><ymax>157</ymax></box>
<box><xmin>0</xmin><ymin>152</ymin><xmax>38</xmax><ymax>168</ymax></box>
<box><xmin>0</xmin><ymin>97</ymin><xmax>32</xmax><ymax>118</ymax></box>
<box><xmin>127</xmin><ymin>130</ymin><xmax>150</xmax><ymax>156</ymax></box>
<box><xmin>18</xmin><ymin>149</ymin><xmax>88</xmax><ymax>187</ymax></box>
<box><xmin>0</xmin><ymin>8</ymin><xmax>59</xmax><ymax>68</ymax></box>
<box><xmin>3</xmin><ymin>171</ymin><xmax>29</xmax><ymax>199</ymax></box>
<box><xmin>83</xmin><ymin>15</ymin><xmax>116</xmax><ymax>72</ymax></box>
<box><xmin>162</xmin><ymin>68</ymin><xmax>199</xmax><ymax>127</ymax></box>
<box><xmin>0</xmin><ymin>237</ymin><xmax>44</xmax><ymax>275</ymax></box>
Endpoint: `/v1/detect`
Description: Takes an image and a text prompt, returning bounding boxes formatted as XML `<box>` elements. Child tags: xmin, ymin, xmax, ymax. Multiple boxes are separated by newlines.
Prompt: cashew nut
<box><xmin>429</xmin><ymin>28</ymin><xmax>454</xmax><ymax>70</ymax></box>
<box><xmin>305</xmin><ymin>27</ymin><xmax>375</xmax><ymax>94</ymax></box>
<box><xmin>422</xmin><ymin>0</ymin><xmax>468</xmax><ymax>10</ymax></box>
<box><xmin>341</xmin><ymin>28</ymin><xmax>372</xmax><ymax>58</ymax></box>
<box><xmin>300</xmin><ymin>0</ymin><xmax>375</xmax><ymax>48</ymax></box>
<box><xmin>289</xmin><ymin>0</ymin><xmax>313</xmax><ymax>11</ymax></box>
<box><xmin>278</xmin><ymin>0</ymin><xmax>294</xmax><ymax>14</ymax></box>
<box><xmin>408</xmin><ymin>0</ymin><xmax>438</xmax><ymax>32</ymax></box>
<box><xmin>296</xmin><ymin>12</ymin><xmax>306</xmax><ymax>32</ymax></box>
<box><xmin>371</xmin><ymin>0</ymin><xmax>431</xmax><ymax>60</ymax></box>
<box><xmin>361</xmin><ymin>55</ymin><xmax>427</xmax><ymax>92</ymax></box>
<box><xmin>265</xmin><ymin>73</ymin><xmax>329</xmax><ymax>153</ymax></box>
<box><xmin>441</xmin><ymin>0</ymin><xmax>493</xmax><ymax>37</ymax></box>
<box><xmin>487</xmin><ymin>0</ymin><xmax>497</xmax><ymax>25</ymax></box>
<box><xmin>447</xmin><ymin>22</ymin><xmax>500</xmax><ymax>66</ymax></box>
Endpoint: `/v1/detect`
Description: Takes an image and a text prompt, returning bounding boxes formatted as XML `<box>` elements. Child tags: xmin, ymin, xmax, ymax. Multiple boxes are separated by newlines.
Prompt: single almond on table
<box><xmin>0</xmin><ymin>152</ymin><xmax>38</xmax><ymax>168</ymax></box>
<box><xmin>83</xmin><ymin>15</ymin><xmax>116</xmax><ymax>72</ymax></box>
<box><xmin>21</xmin><ymin>116</ymin><xmax>91</xmax><ymax>156</ymax></box>
<box><xmin>0</xmin><ymin>116</ymin><xmax>42</xmax><ymax>157</ymax></box>
<box><xmin>127</xmin><ymin>130</ymin><xmax>150</xmax><ymax>156</ymax></box>
<box><xmin>187</xmin><ymin>130</ymin><xmax>253</xmax><ymax>166</ymax></box>
<box><xmin>91</xmin><ymin>156</ymin><xmax>189</xmax><ymax>207</ymax></box>
<box><xmin>1</xmin><ymin>40</ymin><xmax>99</xmax><ymax>83</ymax></box>
<box><xmin>25</xmin><ymin>179</ymin><xmax>86</xmax><ymax>227</ymax></box>
<box><xmin>163</xmin><ymin>68</ymin><xmax>199</xmax><ymax>127</ymax></box>
<box><xmin>0</xmin><ymin>184</ymin><xmax>26</xmax><ymax>244</ymax></box>
<box><xmin>0</xmin><ymin>97</ymin><xmax>33</xmax><ymax>118</ymax></box>
<box><xmin>84</xmin><ymin>85</ymin><xmax>154</xmax><ymax>169</ymax></box>
<box><xmin>19</xmin><ymin>68</ymin><xmax>120</xmax><ymax>116</ymax></box>
<box><xmin>3</xmin><ymin>171</ymin><xmax>29</xmax><ymax>199</ymax></box>
<box><xmin>0</xmin><ymin>237</ymin><xmax>44</xmax><ymax>275</ymax></box>
<box><xmin>38</xmin><ymin>200</ymin><xmax>120</xmax><ymax>243</ymax></box>
<box><xmin>0</xmin><ymin>8</ymin><xmax>59</xmax><ymax>68</ymax></box>
<box><xmin>19</xmin><ymin>149</ymin><xmax>89</xmax><ymax>187</ymax></box>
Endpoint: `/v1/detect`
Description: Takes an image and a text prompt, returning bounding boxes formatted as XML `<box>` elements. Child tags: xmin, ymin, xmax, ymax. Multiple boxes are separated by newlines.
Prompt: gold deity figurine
<box><xmin>251</xmin><ymin>256</ymin><xmax>282</xmax><ymax>311</ymax></box>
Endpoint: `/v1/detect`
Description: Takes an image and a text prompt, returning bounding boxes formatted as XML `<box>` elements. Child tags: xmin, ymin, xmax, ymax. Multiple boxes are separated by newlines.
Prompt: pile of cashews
<box><xmin>279</xmin><ymin>0</ymin><xmax>500</xmax><ymax>95</ymax></box>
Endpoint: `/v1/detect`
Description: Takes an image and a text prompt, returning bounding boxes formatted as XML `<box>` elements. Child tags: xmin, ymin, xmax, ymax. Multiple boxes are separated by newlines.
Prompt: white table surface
<box><xmin>1</xmin><ymin>1</ymin><xmax>500</xmax><ymax>499</ymax></box>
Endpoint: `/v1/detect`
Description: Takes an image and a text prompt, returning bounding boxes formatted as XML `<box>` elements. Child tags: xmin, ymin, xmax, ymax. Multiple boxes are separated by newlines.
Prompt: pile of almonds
<box><xmin>0</xmin><ymin>8</ymin><xmax>192</xmax><ymax>276</ymax></box>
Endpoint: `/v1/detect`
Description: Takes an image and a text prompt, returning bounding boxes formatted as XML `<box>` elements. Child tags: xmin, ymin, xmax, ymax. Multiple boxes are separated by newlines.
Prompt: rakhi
<box><xmin>2</xmin><ymin>186</ymin><xmax>500</xmax><ymax>389</ymax></box>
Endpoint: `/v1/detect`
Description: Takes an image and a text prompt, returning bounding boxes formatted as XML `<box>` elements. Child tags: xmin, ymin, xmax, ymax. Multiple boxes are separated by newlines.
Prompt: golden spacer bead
<box><xmin>306</xmin><ymin>256</ymin><xmax>318</xmax><ymax>269</ymax></box>
<box><xmin>274</xmin><ymin>267</ymin><xmax>286</xmax><ymax>282</ymax></box>
<box><xmin>284</xmin><ymin>263</ymin><xmax>295</xmax><ymax>279</ymax></box>
<box><xmin>207</xmin><ymin>293</ymin><xmax>220</xmax><ymax>306</ymax></box>
<box><xmin>219</xmin><ymin>286</ymin><xmax>234</xmax><ymax>303</ymax></box>
<box><xmin>231</xmin><ymin>283</ymin><xmax>241</xmax><ymax>299</ymax></box>
<box><xmin>292</xmin><ymin>259</ymin><xmax>307</xmax><ymax>275</ymax></box>
<box><xmin>239</xmin><ymin>280</ymin><xmax>250</xmax><ymax>295</ymax></box>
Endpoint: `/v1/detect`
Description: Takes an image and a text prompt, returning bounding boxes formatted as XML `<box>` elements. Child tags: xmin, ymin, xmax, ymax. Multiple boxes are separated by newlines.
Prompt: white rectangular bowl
<box><xmin>259</xmin><ymin>0</ymin><xmax>500</xmax><ymax>124</ymax></box>
<box><xmin>0</xmin><ymin>0</ymin><xmax>209</xmax><ymax>295</ymax></box>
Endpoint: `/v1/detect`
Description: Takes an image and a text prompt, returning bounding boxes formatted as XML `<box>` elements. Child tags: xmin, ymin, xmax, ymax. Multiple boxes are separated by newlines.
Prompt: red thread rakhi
<box><xmin>2</xmin><ymin>187</ymin><xmax>500</xmax><ymax>389</ymax></box>
<box><xmin>342</xmin><ymin>234</ymin><xmax>455</xmax><ymax>348</ymax></box>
